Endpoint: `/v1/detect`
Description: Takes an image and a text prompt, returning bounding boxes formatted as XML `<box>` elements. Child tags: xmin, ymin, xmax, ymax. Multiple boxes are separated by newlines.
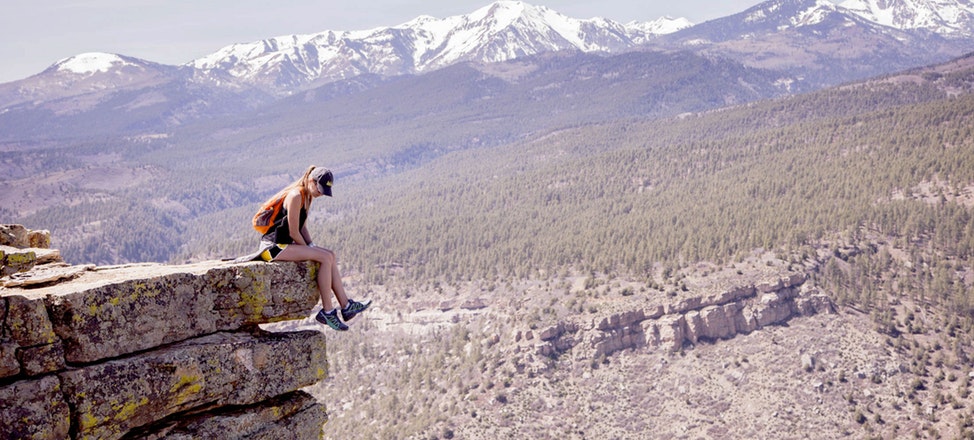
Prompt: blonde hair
<box><xmin>264</xmin><ymin>165</ymin><xmax>316</xmax><ymax>209</ymax></box>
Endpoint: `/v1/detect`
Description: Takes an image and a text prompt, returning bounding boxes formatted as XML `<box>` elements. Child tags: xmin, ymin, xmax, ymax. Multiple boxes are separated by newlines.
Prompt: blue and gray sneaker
<box><xmin>341</xmin><ymin>299</ymin><xmax>372</xmax><ymax>322</ymax></box>
<box><xmin>315</xmin><ymin>308</ymin><xmax>348</xmax><ymax>331</ymax></box>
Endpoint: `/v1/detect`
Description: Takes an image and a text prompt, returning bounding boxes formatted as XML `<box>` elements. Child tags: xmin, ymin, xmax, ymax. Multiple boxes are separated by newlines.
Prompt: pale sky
<box><xmin>0</xmin><ymin>0</ymin><xmax>770</xmax><ymax>84</ymax></box>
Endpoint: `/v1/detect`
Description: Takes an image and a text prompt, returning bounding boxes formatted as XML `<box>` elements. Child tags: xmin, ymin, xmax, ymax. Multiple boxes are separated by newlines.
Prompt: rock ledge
<box><xmin>0</xmin><ymin>225</ymin><xmax>329</xmax><ymax>440</ymax></box>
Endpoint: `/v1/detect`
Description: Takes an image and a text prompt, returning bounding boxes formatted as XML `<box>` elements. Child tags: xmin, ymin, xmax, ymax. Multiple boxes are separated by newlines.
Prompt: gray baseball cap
<box><xmin>311</xmin><ymin>168</ymin><xmax>333</xmax><ymax>197</ymax></box>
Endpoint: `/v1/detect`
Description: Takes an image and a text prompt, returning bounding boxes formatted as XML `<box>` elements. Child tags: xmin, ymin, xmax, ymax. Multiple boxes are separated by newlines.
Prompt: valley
<box><xmin>292</xmin><ymin>242</ymin><xmax>974</xmax><ymax>439</ymax></box>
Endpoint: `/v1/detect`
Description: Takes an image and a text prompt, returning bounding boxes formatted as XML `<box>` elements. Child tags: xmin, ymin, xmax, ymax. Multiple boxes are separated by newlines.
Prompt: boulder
<box><xmin>665</xmin><ymin>296</ymin><xmax>702</xmax><ymax>315</ymax></box>
<box><xmin>645</xmin><ymin>304</ymin><xmax>665</xmax><ymax>319</ymax></box>
<box><xmin>795</xmin><ymin>292</ymin><xmax>836</xmax><ymax>315</ymax></box>
<box><xmin>757</xmin><ymin>278</ymin><xmax>785</xmax><ymax>293</ymax></box>
<box><xmin>0</xmin><ymin>225</ymin><xmax>56</xmax><ymax>278</ymax></box>
<box><xmin>0</xmin><ymin>224</ymin><xmax>29</xmax><ymax>248</ymax></box>
<box><xmin>734</xmin><ymin>306</ymin><xmax>759</xmax><ymax>334</ymax></box>
<box><xmin>539</xmin><ymin>323</ymin><xmax>564</xmax><ymax>341</ymax></box>
<box><xmin>597</xmin><ymin>309</ymin><xmax>646</xmax><ymax>331</ymax></box>
<box><xmin>801</xmin><ymin>353</ymin><xmax>816</xmax><ymax>372</ymax></box>
<box><xmin>28</xmin><ymin>229</ymin><xmax>51</xmax><ymax>249</ymax></box>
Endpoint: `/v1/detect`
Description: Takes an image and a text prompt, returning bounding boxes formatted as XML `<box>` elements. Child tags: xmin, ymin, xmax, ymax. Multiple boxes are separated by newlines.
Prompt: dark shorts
<box><xmin>258</xmin><ymin>243</ymin><xmax>288</xmax><ymax>262</ymax></box>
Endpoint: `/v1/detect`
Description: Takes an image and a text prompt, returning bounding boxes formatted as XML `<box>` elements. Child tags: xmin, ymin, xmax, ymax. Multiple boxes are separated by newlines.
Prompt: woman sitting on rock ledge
<box><xmin>254</xmin><ymin>165</ymin><xmax>371</xmax><ymax>331</ymax></box>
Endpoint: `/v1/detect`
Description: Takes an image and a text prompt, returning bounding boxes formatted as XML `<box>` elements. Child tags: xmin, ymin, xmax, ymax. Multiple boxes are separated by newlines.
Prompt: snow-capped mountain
<box><xmin>666</xmin><ymin>0</ymin><xmax>880</xmax><ymax>42</ymax></box>
<box><xmin>186</xmin><ymin>0</ymin><xmax>974</xmax><ymax>96</ymax></box>
<box><xmin>54</xmin><ymin>52</ymin><xmax>143</xmax><ymax>76</ymax></box>
<box><xmin>4</xmin><ymin>0</ymin><xmax>974</xmax><ymax>141</ymax></box>
<box><xmin>189</xmin><ymin>1</ymin><xmax>690</xmax><ymax>94</ymax></box>
<box><xmin>628</xmin><ymin>17</ymin><xmax>694</xmax><ymax>37</ymax></box>
<box><xmin>656</xmin><ymin>0</ymin><xmax>974</xmax><ymax>89</ymax></box>
<box><xmin>668</xmin><ymin>0</ymin><xmax>974</xmax><ymax>42</ymax></box>
<box><xmin>0</xmin><ymin>51</ymin><xmax>269</xmax><ymax>138</ymax></box>
<box><xmin>840</xmin><ymin>0</ymin><xmax>974</xmax><ymax>37</ymax></box>
<box><xmin>0</xmin><ymin>53</ymin><xmax>183</xmax><ymax>110</ymax></box>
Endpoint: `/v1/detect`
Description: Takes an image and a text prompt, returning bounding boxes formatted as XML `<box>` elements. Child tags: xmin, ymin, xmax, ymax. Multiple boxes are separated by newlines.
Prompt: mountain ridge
<box><xmin>2</xmin><ymin>0</ymin><xmax>974</xmax><ymax>142</ymax></box>
<box><xmin>655</xmin><ymin>0</ymin><xmax>970</xmax><ymax>88</ymax></box>
<box><xmin>8</xmin><ymin>0</ymin><xmax>974</xmax><ymax>93</ymax></box>
<box><xmin>840</xmin><ymin>0</ymin><xmax>974</xmax><ymax>35</ymax></box>
<box><xmin>160</xmin><ymin>0</ymin><xmax>974</xmax><ymax>95</ymax></box>
<box><xmin>186</xmin><ymin>1</ymin><xmax>689</xmax><ymax>94</ymax></box>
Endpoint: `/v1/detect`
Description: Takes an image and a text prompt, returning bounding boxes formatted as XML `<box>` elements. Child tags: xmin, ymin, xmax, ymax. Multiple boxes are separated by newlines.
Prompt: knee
<box><xmin>317</xmin><ymin>248</ymin><xmax>336</xmax><ymax>266</ymax></box>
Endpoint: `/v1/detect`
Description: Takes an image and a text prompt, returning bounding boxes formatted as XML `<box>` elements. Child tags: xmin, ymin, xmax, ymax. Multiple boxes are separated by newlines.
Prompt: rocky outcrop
<box><xmin>531</xmin><ymin>270</ymin><xmax>835</xmax><ymax>361</ymax></box>
<box><xmin>0</xmin><ymin>226</ymin><xmax>329</xmax><ymax>440</ymax></box>
<box><xmin>1</xmin><ymin>224</ymin><xmax>51</xmax><ymax>250</ymax></box>
<box><xmin>1</xmin><ymin>225</ymin><xmax>60</xmax><ymax>278</ymax></box>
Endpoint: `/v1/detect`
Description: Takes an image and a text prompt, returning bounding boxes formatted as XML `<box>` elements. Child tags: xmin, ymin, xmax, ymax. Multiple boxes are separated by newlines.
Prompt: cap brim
<box><xmin>318</xmin><ymin>182</ymin><xmax>332</xmax><ymax>197</ymax></box>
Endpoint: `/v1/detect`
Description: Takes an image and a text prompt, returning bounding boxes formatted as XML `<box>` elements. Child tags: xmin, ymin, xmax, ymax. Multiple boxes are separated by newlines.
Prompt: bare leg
<box><xmin>275</xmin><ymin>245</ymin><xmax>348</xmax><ymax>311</ymax></box>
<box><xmin>330</xmin><ymin>258</ymin><xmax>349</xmax><ymax>306</ymax></box>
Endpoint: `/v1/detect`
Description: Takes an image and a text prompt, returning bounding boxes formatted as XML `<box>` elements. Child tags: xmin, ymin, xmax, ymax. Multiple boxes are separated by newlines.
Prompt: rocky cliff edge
<box><xmin>0</xmin><ymin>225</ymin><xmax>329</xmax><ymax>440</ymax></box>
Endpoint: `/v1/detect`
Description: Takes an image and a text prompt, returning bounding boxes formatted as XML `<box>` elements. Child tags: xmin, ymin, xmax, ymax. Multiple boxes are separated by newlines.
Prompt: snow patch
<box><xmin>56</xmin><ymin>53</ymin><xmax>128</xmax><ymax>75</ymax></box>
<box><xmin>792</xmin><ymin>2</ymin><xmax>834</xmax><ymax>27</ymax></box>
<box><xmin>839</xmin><ymin>0</ymin><xmax>974</xmax><ymax>35</ymax></box>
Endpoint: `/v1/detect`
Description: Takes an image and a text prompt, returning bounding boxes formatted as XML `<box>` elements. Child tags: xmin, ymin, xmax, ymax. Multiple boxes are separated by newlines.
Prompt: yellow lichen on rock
<box><xmin>170</xmin><ymin>374</ymin><xmax>204</xmax><ymax>406</ymax></box>
<box><xmin>79</xmin><ymin>412</ymin><xmax>101</xmax><ymax>432</ymax></box>
<box><xmin>112</xmin><ymin>396</ymin><xmax>149</xmax><ymax>421</ymax></box>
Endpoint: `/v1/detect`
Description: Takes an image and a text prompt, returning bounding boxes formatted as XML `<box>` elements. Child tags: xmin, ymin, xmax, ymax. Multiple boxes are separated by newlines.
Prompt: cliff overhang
<box><xmin>1</xmin><ymin>225</ymin><xmax>329</xmax><ymax>439</ymax></box>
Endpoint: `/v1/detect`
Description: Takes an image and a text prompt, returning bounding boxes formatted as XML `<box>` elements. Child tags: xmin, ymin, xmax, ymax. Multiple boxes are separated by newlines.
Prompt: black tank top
<box><xmin>262</xmin><ymin>205</ymin><xmax>307</xmax><ymax>245</ymax></box>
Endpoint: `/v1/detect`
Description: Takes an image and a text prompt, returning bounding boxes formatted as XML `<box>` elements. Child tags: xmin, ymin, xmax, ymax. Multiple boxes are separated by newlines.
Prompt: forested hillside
<box><xmin>194</xmin><ymin>67</ymin><xmax>971</xmax><ymax>279</ymax></box>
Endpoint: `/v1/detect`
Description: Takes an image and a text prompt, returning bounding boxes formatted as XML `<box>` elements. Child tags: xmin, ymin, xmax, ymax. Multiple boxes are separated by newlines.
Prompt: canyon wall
<box><xmin>521</xmin><ymin>264</ymin><xmax>836</xmax><ymax>365</ymax></box>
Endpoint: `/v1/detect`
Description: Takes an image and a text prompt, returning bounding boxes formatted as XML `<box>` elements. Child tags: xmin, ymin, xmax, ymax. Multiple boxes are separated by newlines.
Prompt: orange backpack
<box><xmin>252</xmin><ymin>196</ymin><xmax>286</xmax><ymax>235</ymax></box>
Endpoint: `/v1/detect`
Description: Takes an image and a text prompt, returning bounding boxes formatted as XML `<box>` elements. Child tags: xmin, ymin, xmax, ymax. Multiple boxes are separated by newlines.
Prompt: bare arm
<box><xmin>300</xmin><ymin>223</ymin><xmax>314</xmax><ymax>247</ymax></box>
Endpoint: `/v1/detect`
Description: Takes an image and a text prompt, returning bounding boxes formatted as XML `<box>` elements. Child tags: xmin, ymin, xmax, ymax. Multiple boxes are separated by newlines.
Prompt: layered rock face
<box><xmin>0</xmin><ymin>225</ymin><xmax>329</xmax><ymax>439</ymax></box>
<box><xmin>529</xmin><ymin>268</ymin><xmax>836</xmax><ymax>362</ymax></box>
